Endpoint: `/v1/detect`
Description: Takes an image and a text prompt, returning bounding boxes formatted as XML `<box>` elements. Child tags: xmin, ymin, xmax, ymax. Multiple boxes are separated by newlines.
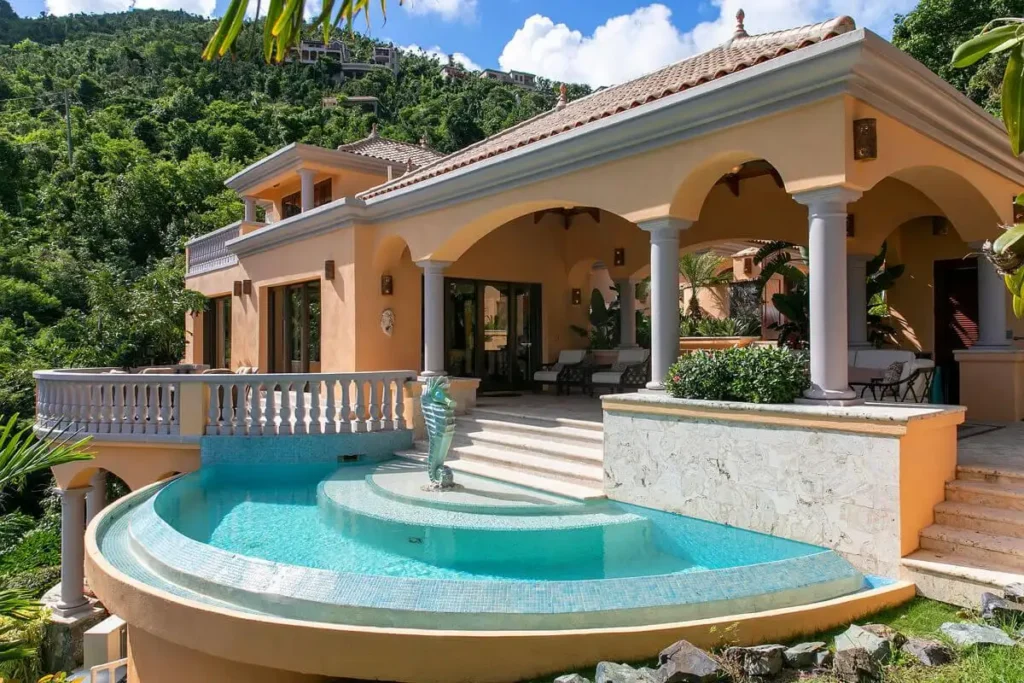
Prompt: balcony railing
<box><xmin>34</xmin><ymin>368</ymin><xmax>417</xmax><ymax>439</ymax></box>
<box><xmin>185</xmin><ymin>222</ymin><xmax>241</xmax><ymax>277</ymax></box>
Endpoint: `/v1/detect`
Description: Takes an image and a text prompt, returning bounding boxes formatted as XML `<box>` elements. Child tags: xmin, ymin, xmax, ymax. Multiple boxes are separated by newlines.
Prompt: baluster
<box><xmin>224</xmin><ymin>382</ymin><xmax>237</xmax><ymax>435</ymax></box>
<box><xmin>37</xmin><ymin>382</ymin><xmax>48</xmax><ymax>429</ymax></box>
<box><xmin>111</xmin><ymin>381</ymin><xmax>124</xmax><ymax>433</ymax></box>
<box><xmin>263</xmin><ymin>382</ymin><xmax>276</xmax><ymax>435</ymax></box>
<box><xmin>367</xmin><ymin>379</ymin><xmax>380</xmax><ymax>432</ymax></box>
<box><xmin>87</xmin><ymin>384</ymin><xmax>100</xmax><ymax>433</ymax></box>
<box><xmin>381</xmin><ymin>379</ymin><xmax>394</xmax><ymax>431</ymax></box>
<box><xmin>353</xmin><ymin>380</ymin><xmax>366</xmax><ymax>433</ymax></box>
<box><xmin>170</xmin><ymin>381</ymin><xmax>181</xmax><ymax>435</ymax></box>
<box><xmin>207</xmin><ymin>381</ymin><xmax>221</xmax><ymax>435</ymax></box>
<box><xmin>309</xmin><ymin>380</ymin><xmax>321</xmax><ymax>435</ymax></box>
<box><xmin>71</xmin><ymin>383</ymin><xmax>82</xmax><ymax>432</ymax></box>
<box><xmin>339</xmin><ymin>379</ymin><xmax>352</xmax><ymax>433</ymax></box>
<box><xmin>324</xmin><ymin>379</ymin><xmax>337</xmax><ymax>434</ymax></box>
<box><xmin>294</xmin><ymin>382</ymin><xmax>307</xmax><ymax>435</ymax></box>
<box><xmin>280</xmin><ymin>382</ymin><xmax>292</xmax><ymax>435</ymax></box>
<box><xmin>247</xmin><ymin>379</ymin><xmax>259</xmax><ymax>436</ymax></box>
<box><xmin>146</xmin><ymin>383</ymin><xmax>159</xmax><ymax>434</ymax></box>
<box><xmin>125</xmin><ymin>382</ymin><xmax>137</xmax><ymax>434</ymax></box>
<box><xmin>394</xmin><ymin>377</ymin><xmax>407</xmax><ymax>430</ymax></box>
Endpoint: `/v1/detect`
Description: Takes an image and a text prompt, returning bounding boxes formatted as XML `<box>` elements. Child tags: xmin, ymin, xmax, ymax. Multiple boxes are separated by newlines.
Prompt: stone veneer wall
<box><xmin>602</xmin><ymin>395</ymin><xmax>964</xmax><ymax>578</ymax></box>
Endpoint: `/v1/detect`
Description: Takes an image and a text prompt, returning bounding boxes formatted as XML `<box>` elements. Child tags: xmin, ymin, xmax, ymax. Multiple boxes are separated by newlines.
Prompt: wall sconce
<box><xmin>232</xmin><ymin>281</ymin><xmax>242</xmax><ymax>297</ymax></box>
<box><xmin>743</xmin><ymin>257</ymin><xmax>753</xmax><ymax>275</ymax></box>
<box><xmin>613</xmin><ymin>248</ymin><xmax>626</xmax><ymax>267</ymax></box>
<box><xmin>381</xmin><ymin>274</ymin><xmax>394</xmax><ymax>296</ymax></box>
<box><xmin>846</xmin><ymin>215</ymin><xmax>855</xmax><ymax>238</ymax></box>
<box><xmin>571</xmin><ymin>288</ymin><xmax>582</xmax><ymax>305</ymax></box>
<box><xmin>242</xmin><ymin>280</ymin><xmax>252</xmax><ymax>295</ymax></box>
<box><xmin>853</xmin><ymin>118</ymin><xmax>877</xmax><ymax>161</ymax></box>
<box><xmin>931</xmin><ymin>216</ymin><xmax>949</xmax><ymax>236</ymax></box>
<box><xmin>324</xmin><ymin>260</ymin><xmax>335</xmax><ymax>281</ymax></box>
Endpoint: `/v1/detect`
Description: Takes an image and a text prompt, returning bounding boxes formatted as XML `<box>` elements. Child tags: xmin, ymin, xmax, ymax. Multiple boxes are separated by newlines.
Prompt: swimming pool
<box><xmin>98</xmin><ymin>459</ymin><xmax>870</xmax><ymax>629</ymax></box>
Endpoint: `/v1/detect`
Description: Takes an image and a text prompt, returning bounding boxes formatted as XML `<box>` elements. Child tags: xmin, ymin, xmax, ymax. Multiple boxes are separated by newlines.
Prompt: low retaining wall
<box><xmin>602</xmin><ymin>394</ymin><xmax>965</xmax><ymax>577</ymax></box>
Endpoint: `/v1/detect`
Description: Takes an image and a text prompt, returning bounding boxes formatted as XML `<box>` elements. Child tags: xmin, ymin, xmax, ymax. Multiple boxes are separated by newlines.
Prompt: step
<box><xmin>935</xmin><ymin>501</ymin><xmax>1024</xmax><ymax>539</ymax></box>
<box><xmin>946</xmin><ymin>480</ymin><xmax>1024</xmax><ymax>511</ymax></box>
<box><xmin>395</xmin><ymin>449</ymin><xmax>605</xmax><ymax>501</ymax></box>
<box><xmin>957</xmin><ymin>465</ymin><xmax>1024</xmax><ymax>487</ymax></box>
<box><xmin>453</xmin><ymin>429</ymin><xmax>603</xmax><ymax>464</ymax></box>
<box><xmin>901</xmin><ymin>549</ymin><xmax>1024</xmax><ymax>609</ymax></box>
<box><xmin>470</xmin><ymin>407</ymin><xmax>603</xmax><ymax>433</ymax></box>
<box><xmin>919</xmin><ymin>524</ymin><xmax>1024</xmax><ymax>570</ymax></box>
<box><xmin>452</xmin><ymin>444</ymin><xmax>605</xmax><ymax>484</ymax></box>
<box><xmin>458</xmin><ymin>416</ymin><xmax>604</xmax><ymax>447</ymax></box>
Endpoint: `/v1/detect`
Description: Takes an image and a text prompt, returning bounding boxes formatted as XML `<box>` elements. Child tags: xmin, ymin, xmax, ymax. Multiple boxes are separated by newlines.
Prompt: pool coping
<box><xmin>87</xmin><ymin>480</ymin><xmax>917</xmax><ymax>683</ymax></box>
<box><xmin>114</xmin><ymin>475</ymin><xmax>865</xmax><ymax>630</ymax></box>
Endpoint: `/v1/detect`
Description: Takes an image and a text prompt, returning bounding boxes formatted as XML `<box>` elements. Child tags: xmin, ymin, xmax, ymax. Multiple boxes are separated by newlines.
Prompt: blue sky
<box><xmin>8</xmin><ymin>0</ymin><xmax>914</xmax><ymax>87</ymax></box>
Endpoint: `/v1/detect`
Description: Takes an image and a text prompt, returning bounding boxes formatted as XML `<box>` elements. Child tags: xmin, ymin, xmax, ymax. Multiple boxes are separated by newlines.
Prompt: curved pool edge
<box><xmin>87</xmin><ymin>481</ymin><xmax>918</xmax><ymax>683</ymax></box>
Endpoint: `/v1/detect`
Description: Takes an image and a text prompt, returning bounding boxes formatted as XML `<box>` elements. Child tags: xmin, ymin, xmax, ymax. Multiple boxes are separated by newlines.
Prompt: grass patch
<box><xmin>525</xmin><ymin>599</ymin><xmax>1024</xmax><ymax>683</ymax></box>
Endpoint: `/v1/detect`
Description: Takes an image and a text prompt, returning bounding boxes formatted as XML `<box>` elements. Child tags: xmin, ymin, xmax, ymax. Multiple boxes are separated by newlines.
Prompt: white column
<box><xmin>793</xmin><ymin>188</ymin><xmax>862</xmax><ymax>402</ymax></box>
<box><xmin>638</xmin><ymin>218</ymin><xmax>691</xmax><ymax>389</ymax></box>
<box><xmin>616</xmin><ymin>278</ymin><xmax>637</xmax><ymax>348</ymax></box>
<box><xmin>86</xmin><ymin>470</ymin><xmax>106</xmax><ymax>526</ymax></box>
<box><xmin>298</xmin><ymin>168</ymin><xmax>316</xmax><ymax>213</ymax></box>
<box><xmin>973</xmin><ymin>242</ymin><xmax>1011</xmax><ymax>348</ymax></box>
<box><xmin>847</xmin><ymin>254</ymin><xmax>872</xmax><ymax>350</ymax></box>
<box><xmin>54</xmin><ymin>487</ymin><xmax>89</xmax><ymax>617</ymax></box>
<box><xmin>243</xmin><ymin>196</ymin><xmax>257</xmax><ymax>223</ymax></box>
<box><xmin>418</xmin><ymin>260</ymin><xmax>452</xmax><ymax>376</ymax></box>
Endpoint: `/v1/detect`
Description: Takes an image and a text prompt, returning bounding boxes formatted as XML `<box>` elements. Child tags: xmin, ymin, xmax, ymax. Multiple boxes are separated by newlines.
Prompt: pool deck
<box><xmin>475</xmin><ymin>393</ymin><xmax>604</xmax><ymax>425</ymax></box>
<box><xmin>957</xmin><ymin>421</ymin><xmax>1024</xmax><ymax>471</ymax></box>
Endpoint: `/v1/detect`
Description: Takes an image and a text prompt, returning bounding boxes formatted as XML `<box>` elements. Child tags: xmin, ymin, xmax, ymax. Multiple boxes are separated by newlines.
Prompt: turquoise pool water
<box><xmin>156</xmin><ymin>462</ymin><xmax>830</xmax><ymax>582</ymax></box>
<box><xmin>97</xmin><ymin>459</ymin><xmax>872</xmax><ymax>629</ymax></box>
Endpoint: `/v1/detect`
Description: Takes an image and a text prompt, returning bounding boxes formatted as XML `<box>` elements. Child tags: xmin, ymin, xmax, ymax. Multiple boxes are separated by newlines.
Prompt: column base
<box><xmin>644</xmin><ymin>381</ymin><xmax>666</xmax><ymax>391</ymax></box>
<box><xmin>795</xmin><ymin>396</ymin><xmax>864</xmax><ymax>407</ymax></box>
<box><xmin>51</xmin><ymin>600</ymin><xmax>95</xmax><ymax>619</ymax></box>
<box><xmin>417</xmin><ymin>371</ymin><xmax>448</xmax><ymax>379</ymax></box>
<box><xmin>798</xmin><ymin>386</ymin><xmax>861</xmax><ymax>406</ymax></box>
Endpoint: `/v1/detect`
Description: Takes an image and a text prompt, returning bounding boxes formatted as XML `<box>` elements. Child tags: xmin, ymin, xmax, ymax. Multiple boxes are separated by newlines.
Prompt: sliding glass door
<box><xmin>203</xmin><ymin>295</ymin><xmax>231</xmax><ymax>369</ymax></box>
<box><xmin>443</xmin><ymin>278</ymin><xmax>541</xmax><ymax>391</ymax></box>
<box><xmin>268</xmin><ymin>281</ymin><xmax>321</xmax><ymax>373</ymax></box>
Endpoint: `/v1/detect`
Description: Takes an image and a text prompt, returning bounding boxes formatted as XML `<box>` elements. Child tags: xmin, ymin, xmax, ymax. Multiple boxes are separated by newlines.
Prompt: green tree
<box><xmin>678</xmin><ymin>252</ymin><xmax>732</xmax><ymax>319</ymax></box>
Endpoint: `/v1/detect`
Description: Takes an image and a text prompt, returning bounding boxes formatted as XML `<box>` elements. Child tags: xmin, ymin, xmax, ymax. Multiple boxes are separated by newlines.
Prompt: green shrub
<box><xmin>679</xmin><ymin>316</ymin><xmax>761</xmax><ymax>338</ymax></box>
<box><xmin>1</xmin><ymin>566</ymin><xmax>61</xmax><ymax>599</ymax></box>
<box><xmin>664</xmin><ymin>346</ymin><xmax>810</xmax><ymax>404</ymax></box>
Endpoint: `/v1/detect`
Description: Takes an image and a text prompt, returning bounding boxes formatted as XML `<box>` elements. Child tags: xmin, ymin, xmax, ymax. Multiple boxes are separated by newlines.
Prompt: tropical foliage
<box><xmin>678</xmin><ymin>316</ymin><xmax>759</xmax><ymax>338</ymax></box>
<box><xmin>678</xmin><ymin>252</ymin><xmax>732</xmax><ymax>319</ymax></box>
<box><xmin>664</xmin><ymin>346</ymin><xmax>810</xmax><ymax>404</ymax></box>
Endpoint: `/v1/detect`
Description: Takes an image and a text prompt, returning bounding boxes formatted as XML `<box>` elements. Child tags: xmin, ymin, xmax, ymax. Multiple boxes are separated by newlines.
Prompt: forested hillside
<box><xmin>0</xmin><ymin>2</ymin><xmax>590</xmax><ymax>422</ymax></box>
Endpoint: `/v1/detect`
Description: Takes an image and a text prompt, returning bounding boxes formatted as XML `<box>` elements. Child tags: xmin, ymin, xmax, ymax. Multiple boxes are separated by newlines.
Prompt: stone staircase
<box><xmin>903</xmin><ymin>464</ymin><xmax>1024</xmax><ymax>607</ymax></box>
<box><xmin>397</xmin><ymin>407</ymin><xmax>605</xmax><ymax>501</ymax></box>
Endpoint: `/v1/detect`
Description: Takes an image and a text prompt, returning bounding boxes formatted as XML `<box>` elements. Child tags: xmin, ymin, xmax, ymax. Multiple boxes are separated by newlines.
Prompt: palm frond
<box><xmin>752</xmin><ymin>240</ymin><xmax>797</xmax><ymax>266</ymax></box>
<box><xmin>0</xmin><ymin>416</ymin><xmax>92</xmax><ymax>491</ymax></box>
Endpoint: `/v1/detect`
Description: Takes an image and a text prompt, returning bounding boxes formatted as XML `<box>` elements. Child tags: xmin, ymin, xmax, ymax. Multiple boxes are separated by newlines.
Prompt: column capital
<box><xmin>297</xmin><ymin>167</ymin><xmax>317</xmax><ymax>178</ymax></box>
<box><xmin>56</xmin><ymin>486</ymin><xmax>89</xmax><ymax>501</ymax></box>
<box><xmin>791</xmin><ymin>187</ymin><xmax>862</xmax><ymax>213</ymax></box>
<box><xmin>637</xmin><ymin>217</ymin><xmax>693</xmax><ymax>240</ymax></box>
<box><xmin>415</xmin><ymin>260</ymin><xmax>453</xmax><ymax>275</ymax></box>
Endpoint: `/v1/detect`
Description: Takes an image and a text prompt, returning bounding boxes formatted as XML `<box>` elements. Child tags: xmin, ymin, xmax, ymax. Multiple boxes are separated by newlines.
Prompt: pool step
<box><xmin>469</xmin><ymin>407</ymin><xmax>604</xmax><ymax>433</ymax></box>
<box><xmin>901</xmin><ymin>550</ymin><xmax>1024</xmax><ymax>608</ymax></box>
<box><xmin>453</xmin><ymin>428</ymin><xmax>603</xmax><ymax>465</ymax></box>
<box><xmin>395</xmin><ymin>447</ymin><xmax>605</xmax><ymax>501</ymax></box>
<box><xmin>458</xmin><ymin>415</ymin><xmax>604</xmax><ymax>448</ymax></box>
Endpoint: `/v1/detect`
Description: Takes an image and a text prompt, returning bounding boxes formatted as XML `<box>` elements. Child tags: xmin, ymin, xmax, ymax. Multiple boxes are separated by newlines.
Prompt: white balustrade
<box><xmin>35</xmin><ymin>369</ymin><xmax>417</xmax><ymax>439</ymax></box>
<box><xmin>185</xmin><ymin>222</ymin><xmax>241</xmax><ymax>277</ymax></box>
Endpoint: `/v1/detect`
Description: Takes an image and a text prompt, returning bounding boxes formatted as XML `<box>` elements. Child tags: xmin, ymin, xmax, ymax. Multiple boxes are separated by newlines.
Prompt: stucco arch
<box><xmin>669</xmin><ymin>154</ymin><xmax>800</xmax><ymax>222</ymax></box>
<box><xmin>52</xmin><ymin>444</ymin><xmax>200</xmax><ymax>492</ymax></box>
<box><xmin>865</xmin><ymin>165</ymin><xmax>1005</xmax><ymax>245</ymax></box>
<box><xmin>371</xmin><ymin>234</ymin><xmax>412</xmax><ymax>272</ymax></box>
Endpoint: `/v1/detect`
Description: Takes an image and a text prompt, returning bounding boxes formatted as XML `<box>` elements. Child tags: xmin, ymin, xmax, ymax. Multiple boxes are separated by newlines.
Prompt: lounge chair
<box><xmin>533</xmin><ymin>350</ymin><xmax>588</xmax><ymax>395</ymax></box>
<box><xmin>588</xmin><ymin>348</ymin><xmax>651</xmax><ymax>395</ymax></box>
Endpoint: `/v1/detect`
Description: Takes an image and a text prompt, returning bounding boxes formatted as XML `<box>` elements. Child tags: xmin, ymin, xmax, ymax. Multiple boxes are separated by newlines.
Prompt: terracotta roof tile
<box><xmin>338</xmin><ymin>128</ymin><xmax>444</xmax><ymax>168</ymax></box>
<box><xmin>360</xmin><ymin>16</ymin><xmax>856</xmax><ymax>199</ymax></box>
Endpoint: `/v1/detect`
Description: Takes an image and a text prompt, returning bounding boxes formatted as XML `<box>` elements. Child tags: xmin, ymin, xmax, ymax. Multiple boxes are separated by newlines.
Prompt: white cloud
<box><xmin>402</xmin><ymin>0</ymin><xmax>476</xmax><ymax>23</ymax></box>
<box><xmin>45</xmin><ymin>0</ymin><xmax>215</xmax><ymax>16</ymax></box>
<box><xmin>498</xmin><ymin>1</ymin><xmax>916</xmax><ymax>89</ymax></box>
<box><xmin>403</xmin><ymin>43</ymin><xmax>481</xmax><ymax>72</ymax></box>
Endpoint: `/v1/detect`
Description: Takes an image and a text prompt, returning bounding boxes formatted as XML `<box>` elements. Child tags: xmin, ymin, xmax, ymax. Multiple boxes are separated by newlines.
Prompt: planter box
<box><xmin>678</xmin><ymin>336</ymin><xmax>760</xmax><ymax>353</ymax></box>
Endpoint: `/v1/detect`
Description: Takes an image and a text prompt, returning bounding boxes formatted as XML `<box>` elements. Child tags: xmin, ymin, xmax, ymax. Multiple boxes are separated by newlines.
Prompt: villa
<box><xmin>31</xmin><ymin>12</ymin><xmax>1024</xmax><ymax>683</ymax></box>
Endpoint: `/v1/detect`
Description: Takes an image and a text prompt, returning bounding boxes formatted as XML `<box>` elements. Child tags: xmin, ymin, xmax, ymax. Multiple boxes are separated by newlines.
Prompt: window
<box><xmin>281</xmin><ymin>191</ymin><xmax>301</xmax><ymax>219</ymax></box>
<box><xmin>314</xmin><ymin>179</ymin><xmax>332</xmax><ymax>208</ymax></box>
<box><xmin>203</xmin><ymin>296</ymin><xmax>231</xmax><ymax>368</ymax></box>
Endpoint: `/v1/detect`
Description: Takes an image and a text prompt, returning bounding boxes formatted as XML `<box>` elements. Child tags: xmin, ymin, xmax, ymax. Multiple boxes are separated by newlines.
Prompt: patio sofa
<box><xmin>533</xmin><ymin>350</ymin><xmax>589</xmax><ymax>395</ymax></box>
<box><xmin>589</xmin><ymin>348</ymin><xmax>651</xmax><ymax>395</ymax></box>
<box><xmin>848</xmin><ymin>349</ymin><xmax>935</xmax><ymax>402</ymax></box>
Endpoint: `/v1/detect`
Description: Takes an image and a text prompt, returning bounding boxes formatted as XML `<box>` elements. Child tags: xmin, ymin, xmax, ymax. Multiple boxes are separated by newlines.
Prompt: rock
<box><xmin>834</xmin><ymin>624</ymin><xmax>892</xmax><ymax>663</ymax></box>
<box><xmin>813</xmin><ymin>650</ymin><xmax>834</xmax><ymax>669</ymax></box>
<box><xmin>1004</xmin><ymin>583</ymin><xmax>1024</xmax><ymax>603</ymax></box>
<box><xmin>595</xmin><ymin>662</ymin><xmax>658</xmax><ymax>683</ymax></box>
<box><xmin>554</xmin><ymin>675</ymin><xmax>592</xmax><ymax>683</ymax></box>
<box><xmin>981</xmin><ymin>592</ymin><xmax>1024</xmax><ymax>622</ymax></box>
<box><xmin>940</xmin><ymin>622</ymin><xmax>1016</xmax><ymax>647</ymax></box>
<box><xmin>783</xmin><ymin>641</ymin><xmax>827</xmax><ymax>669</ymax></box>
<box><xmin>833</xmin><ymin>648</ymin><xmax>881</xmax><ymax>683</ymax></box>
<box><xmin>901</xmin><ymin>638</ymin><xmax>954</xmax><ymax>667</ymax></box>
<box><xmin>723</xmin><ymin>644</ymin><xmax>785</xmax><ymax>677</ymax></box>
<box><xmin>860</xmin><ymin>624</ymin><xmax>907</xmax><ymax>649</ymax></box>
<box><xmin>656</xmin><ymin>639</ymin><xmax>723</xmax><ymax>683</ymax></box>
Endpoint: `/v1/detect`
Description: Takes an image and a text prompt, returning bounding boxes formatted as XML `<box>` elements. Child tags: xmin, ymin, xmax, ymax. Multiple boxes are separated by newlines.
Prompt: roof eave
<box><xmin>226</xmin><ymin>197</ymin><xmax>367</xmax><ymax>257</ymax></box>
<box><xmin>223</xmin><ymin>143</ymin><xmax>388</xmax><ymax>195</ymax></box>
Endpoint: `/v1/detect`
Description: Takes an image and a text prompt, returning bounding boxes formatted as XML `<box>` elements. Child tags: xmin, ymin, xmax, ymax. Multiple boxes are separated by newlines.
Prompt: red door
<box><xmin>933</xmin><ymin>257</ymin><xmax>979</xmax><ymax>404</ymax></box>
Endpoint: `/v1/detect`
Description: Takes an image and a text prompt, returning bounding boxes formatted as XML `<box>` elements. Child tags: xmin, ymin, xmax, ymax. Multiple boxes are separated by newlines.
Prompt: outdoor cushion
<box><xmin>591</xmin><ymin>371</ymin><xmax>625</xmax><ymax>385</ymax></box>
<box><xmin>881</xmin><ymin>361</ymin><xmax>905</xmax><ymax>384</ymax></box>
<box><xmin>849</xmin><ymin>349</ymin><xmax>917</xmax><ymax>380</ymax></box>
<box><xmin>533</xmin><ymin>371</ymin><xmax>561</xmax><ymax>383</ymax></box>
<box><xmin>556</xmin><ymin>349</ymin><xmax>587</xmax><ymax>365</ymax></box>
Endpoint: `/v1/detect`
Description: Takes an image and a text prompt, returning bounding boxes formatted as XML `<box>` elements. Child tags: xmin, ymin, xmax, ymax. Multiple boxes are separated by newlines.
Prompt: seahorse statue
<box><xmin>420</xmin><ymin>375</ymin><xmax>457</xmax><ymax>489</ymax></box>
